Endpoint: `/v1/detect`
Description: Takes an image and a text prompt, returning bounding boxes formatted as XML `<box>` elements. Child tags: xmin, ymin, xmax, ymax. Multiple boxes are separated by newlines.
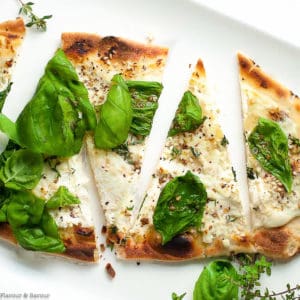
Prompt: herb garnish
<box><xmin>171</xmin><ymin>292</ymin><xmax>186</xmax><ymax>300</ymax></box>
<box><xmin>221</xmin><ymin>135</ymin><xmax>229</xmax><ymax>146</ymax></box>
<box><xmin>191</xmin><ymin>255</ymin><xmax>300</xmax><ymax>300</ymax></box>
<box><xmin>248</xmin><ymin>118</ymin><xmax>292</xmax><ymax>192</ymax></box>
<box><xmin>18</xmin><ymin>1</ymin><xmax>52</xmax><ymax>31</ymax></box>
<box><xmin>232</xmin><ymin>167</ymin><xmax>237</xmax><ymax>182</ymax></box>
<box><xmin>190</xmin><ymin>147</ymin><xmax>200</xmax><ymax>158</ymax></box>
<box><xmin>171</xmin><ymin>146</ymin><xmax>182</xmax><ymax>160</ymax></box>
<box><xmin>247</xmin><ymin>167</ymin><xmax>256</xmax><ymax>180</ymax></box>
<box><xmin>153</xmin><ymin>171</ymin><xmax>207</xmax><ymax>245</ymax></box>
<box><xmin>0</xmin><ymin>82</ymin><xmax>13</xmax><ymax>112</ymax></box>
<box><xmin>112</xmin><ymin>142</ymin><xmax>133</xmax><ymax>164</ymax></box>
<box><xmin>169</xmin><ymin>91</ymin><xmax>205</xmax><ymax>136</ymax></box>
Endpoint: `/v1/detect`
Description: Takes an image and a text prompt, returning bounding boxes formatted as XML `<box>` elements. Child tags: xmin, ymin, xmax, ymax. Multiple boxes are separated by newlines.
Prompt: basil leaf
<box><xmin>0</xmin><ymin>149</ymin><xmax>43</xmax><ymax>190</ymax></box>
<box><xmin>169</xmin><ymin>91</ymin><xmax>204</xmax><ymax>137</ymax></box>
<box><xmin>14</xmin><ymin>49</ymin><xmax>96</xmax><ymax>156</ymax></box>
<box><xmin>193</xmin><ymin>260</ymin><xmax>239</xmax><ymax>300</ymax></box>
<box><xmin>41</xmin><ymin>210</ymin><xmax>59</xmax><ymax>238</ymax></box>
<box><xmin>0</xmin><ymin>114</ymin><xmax>20</xmax><ymax>144</ymax></box>
<box><xmin>248</xmin><ymin>118</ymin><xmax>292</xmax><ymax>192</ymax></box>
<box><xmin>46</xmin><ymin>186</ymin><xmax>80</xmax><ymax>209</ymax></box>
<box><xmin>0</xmin><ymin>199</ymin><xmax>9</xmax><ymax>222</ymax></box>
<box><xmin>0</xmin><ymin>186</ymin><xmax>12</xmax><ymax>222</ymax></box>
<box><xmin>94</xmin><ymin>74</ymin><xmax>133</xmax><ymax>149</ymax></box>
<box><xmin>13</xmin><ymin>227</ymin><xmax>65</xmax><ymax>253</ymax></box>
<box><xmin>6</xmin><ymin>191</ymin><xmax>45</xmax><ymax>228</ymax></box>
<box><xmin>126</xmin><ymin>80</ymin><xmax>162</xmax><ymax>137</ymax></box>
<box><xmin>0</xmin><ymin>82</ymin><xmax>12</xmax><ymax>112</ymax></box>
<box><xmin>153</xmin><ymin>171</ymin><xmax>207</xmax><ymax>244</ymax></box>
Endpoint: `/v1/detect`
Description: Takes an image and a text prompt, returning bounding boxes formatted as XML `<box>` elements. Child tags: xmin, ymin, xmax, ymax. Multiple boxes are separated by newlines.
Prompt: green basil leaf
<box><xmin>0</xmin><ymin>200</ymin><xmax>9</xmax><ymax>222</ymax></box>
<box><xmin>169</xmin><ymin>91</ymin><xmax>204</xmax><ymax>137</ymax></box>
<box><xmin>41</xmin><ymin>210</ymin><xmax>59</xmax><ymax>238</ymax></box>
<box><xmin>46</xmin><ymin>186</ymin><xmax>80</xmax><ymax>209</ymax></box>
<box><xmin>153</xmin><ymin>171</ymin><xmax>207</xmax><ymax>244</ymax></box>
<box><xmin>14</xmin><ymin>49</ymin><xmax>96</xmax><ymax>157</ymax></box>
<box><xmin>248</xmin><ymin>118</ymin><xmax>292</xmax><ymax>192</ymax></box>
<box><xmin>193</xmin><ymin>260</ymin><xmax>239</xmax><ymax>300</ymax></box>
<box><xmin>0</xmin><ymin>185</ymin><xmax>12</xmax><ymax>222</ymax></box>
<box><xmin>13</xmin><ymin>227</ymin><xmax>65</xmax><ymax>253</ymax></box>
<box><xmin>0</xmin><ymin>82</ymin><xmax>13</xmax><ymax>112</ymax></box>
<box><xmin>6</xmin><ymin>191</ymin><xmax>45</xmax><ymax>228</ymax></box>
<box><xmin>126</xmin><ymin>80</ymin><xmax>162</xmax><ymax>137</ymax></box>
<box><xmin>94</xmin><ymin>74</ymin><xmax>133</xmax><ymax>149</ymax></box>
<box><xmin>0</xmin><ymin>149</ymin><xmax>43</xmax><ymax>190</ymax></box>
<box><xmin>0</xmin><ymin>140</ymin><xmax>21</xmax><ymax>170</ymax></box>
<box><xmin>0</xmin><ymin>114</ymin><xmax>20</xmax><ymax>144</ymax></box>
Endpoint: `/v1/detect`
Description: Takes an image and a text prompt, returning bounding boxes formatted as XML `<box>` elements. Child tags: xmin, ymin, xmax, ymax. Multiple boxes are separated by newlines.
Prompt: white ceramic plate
<box><xmin>1</xmin><ymin>0</ymin><xmax>300</xmax><ymax>299</ymax></box>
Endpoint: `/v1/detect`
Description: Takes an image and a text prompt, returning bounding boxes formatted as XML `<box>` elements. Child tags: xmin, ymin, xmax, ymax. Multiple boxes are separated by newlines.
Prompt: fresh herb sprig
<box><xmin>171</xmin><ymin>292</ymin><xmax>186</xmax><ymax>300</ymax></box>
<box><xmin>189</xmin><ymin>255</ymin><xmax>300</xmax><ymax>300</ymax></box>
<box><xmin>18</xmin><ymin>0</ymin><xmax>52</xmax><ymax>31</ymax></box>
<box><xmin>232</xmin><ymin>255</ymin><xmax>300</xmax><ymax>300</ymax></box>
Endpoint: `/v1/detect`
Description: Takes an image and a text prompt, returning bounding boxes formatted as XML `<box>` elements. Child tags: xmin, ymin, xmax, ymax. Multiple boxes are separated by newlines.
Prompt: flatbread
<box><xmin>118</xmin><ymin>59</ymin><xmax>253</xmax><ymax>261</ymax></box>
<box><xmin>238</xmin><ymin>52</ymin><xmax>300</xmax><ymax>259</ymax></box>
<box><xmin>0</xmin><ymin>24</ymin><xmax>98</xmax><ymax>262</ymax></box>
<box><xmin>0</xmin><ymin>18</ymin><xmax>25</xmax><ymax>99</ymax></box>
<box><xmin>61</xmin><ymin>33</ymin><xmax>168</xmax><ymax>242</ymax></box>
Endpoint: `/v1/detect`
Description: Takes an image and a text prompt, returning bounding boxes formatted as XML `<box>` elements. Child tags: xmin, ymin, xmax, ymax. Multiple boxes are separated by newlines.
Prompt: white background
<box><xmin>0</xmin><ymin>1</ymin><xmax>300</xmax><ymax>299</ymax></box>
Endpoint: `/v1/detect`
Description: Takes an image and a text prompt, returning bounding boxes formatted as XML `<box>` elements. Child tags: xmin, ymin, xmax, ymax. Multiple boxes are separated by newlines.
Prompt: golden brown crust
<box><xmin>252</xmin><ymin>219</ymin><xmax>300</xmax><ymax>259</ymax></box>
<box><xmin>237</xmin><ymin>52</ymin><xmax>292</xmax><ymax>100</ymax></box>
<box><xmin>61</xmin><ymin>32</ymin><xmax>168</xmax><ymax>65</ymax></box>
<box><xmin>0</xmin><ymin>18</ymin><xmax>25</xmax><ymax>38</ymax></box>
<box><xmin>0</xmin><ymin>223</ymin><xmax>98</xmax><ymax>262</ymax></box>
<box><xmin>119</xmin><ymin>235</ymin><xmax>255</xmax><ymax>261</ymax></box>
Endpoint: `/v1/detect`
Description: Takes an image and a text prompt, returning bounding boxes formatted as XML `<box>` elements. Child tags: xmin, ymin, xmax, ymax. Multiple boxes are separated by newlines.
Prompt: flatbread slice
<box><xmin>0</xmin><ymin>149</ymin><xmax>98</xmax><ymax>262</ymax></box>
<box><xmin>238</xmin><ymin>52</ymin><xmax>300</xmax><ymax>259</ymax></box>
<box><xmin>0</xmin><ymin>29</ymin><xmax>98</xmax><ymax>261</ymax></box>
<box><xmin>118</xmin><ymin>59</ymin><xmax>253</xmax><ymax>261</ymax></box>
<box><xmin>0</xmin><ymin>18</ymin><xmax>25</xmax><ymax>108</ymax></box>
<box><xmin>61</xmin><ymin>33</ymin><xmax>168</xmax><ymax>241</ymax></box>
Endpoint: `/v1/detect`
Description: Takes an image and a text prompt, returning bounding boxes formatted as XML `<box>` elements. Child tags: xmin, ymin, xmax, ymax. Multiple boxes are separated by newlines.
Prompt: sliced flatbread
<box><xmin>238</xmin><ymin>52</ymin><xmax>300</xmax><ymax>259</ymax></box>
<box><xmin>118</xmin><ymin>59</ymin><xmax>253</xmax><ymax>261</ymax></box>
<box><xmin>61</xmin><ymin>33</ymin><xmax>168</xmax><ymax>241</ymax></box>
<box><xmin>0</xmin><ymin>150</ymin><xmax>98</xmax><ymax>262</ymax></box>
<box><xmin>0</xmin><ymin>26</ymin><xmax>98</xmax><ymax>261</ymax></box>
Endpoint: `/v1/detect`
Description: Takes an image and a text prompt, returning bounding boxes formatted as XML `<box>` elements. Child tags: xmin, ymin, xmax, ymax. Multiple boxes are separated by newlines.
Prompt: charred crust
<box><xmin>59</xmin><ymin>225</ymin><xmax>98</xmax><ymax>261</ymax></box>
<box><xmin>75</xmin><ymin>226</ymin><xmax>94</xmax><ymax>237</ymax></box>
<box><xmin>237</xmin><ymin>52</ymin><xmax>290</xmax><ymax>99</ymax></box>
<box><xmin>61</xmin><ymin>32</ymin><xmax>168</xmax><ymax>63</ymax></box>
<box><xmin>105</xmin><ymin>263</ymin><xmax>116</xmax><ymax>278</ymax></box>
<box><xmin>158</xmin><ymin>234</ymin><xmax>193</xmax><ymax>257</ymax></box>
<box><xmin>0</xmin><ymin>223</ymin><xmax>97</xmax><ymax>262</ymax></box>
<box><xmin>63</xmin><ymin>247</ymin><xmax>96</xmax><ymax>261</ymax></box>
<box><xmin>67</xmin><ymin>39</ymin><xmax>96</xmax><ymax>56</ymax></box>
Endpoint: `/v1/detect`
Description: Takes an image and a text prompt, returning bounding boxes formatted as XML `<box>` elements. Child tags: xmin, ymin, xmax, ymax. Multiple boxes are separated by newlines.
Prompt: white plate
<box><xmin>1</xmin><ymin>0</ymin><xmax>300</xmax><ymax>299</ymax></box>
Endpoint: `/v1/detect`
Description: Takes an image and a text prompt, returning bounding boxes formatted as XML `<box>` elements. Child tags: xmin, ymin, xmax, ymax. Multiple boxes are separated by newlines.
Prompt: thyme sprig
<box><xmin>230</xmin><ymin>254</ymin><xmax>300</xmax><ymax>299</ymax></box>
<box><xmin>18</xmin><ymin>0</ymin><xmax>52</xmax><ymax>31</ymax></box>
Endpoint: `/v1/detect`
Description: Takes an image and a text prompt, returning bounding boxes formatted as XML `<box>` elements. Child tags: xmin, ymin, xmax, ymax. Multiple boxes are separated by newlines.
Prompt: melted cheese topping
<box><xmin>33</xmin><ymin>149</ymin><xmax>94</xmax><ymax>229</ymax></box>
<box><xmin>241</xmin><ymin>80</ymin><xmax>300</xmax><ymax>229</ymax></box>
<box><xmin>131</xmin><ymin>67</ymin><xmax>248</xmax><ymax>249</ymax></box>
